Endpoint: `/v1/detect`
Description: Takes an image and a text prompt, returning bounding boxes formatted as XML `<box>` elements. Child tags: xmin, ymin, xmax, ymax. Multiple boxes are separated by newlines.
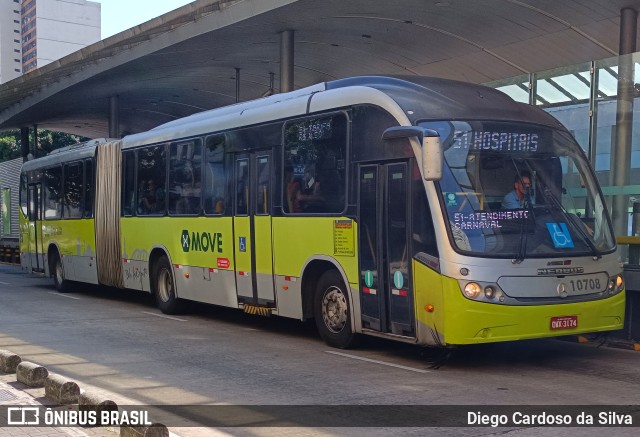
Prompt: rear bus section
<box><xmin>19</xmin><ymin>141</ymin><xmax>102</xmax><ymax>289</ymax></box>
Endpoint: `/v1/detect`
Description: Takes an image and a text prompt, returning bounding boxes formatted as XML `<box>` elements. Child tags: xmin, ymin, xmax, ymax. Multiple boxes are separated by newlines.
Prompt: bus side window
<box><xmin>122</xmin><ymin>151</ymin><xmax>136</xmax><ymax>216</ymax></box>
<box><xmin>203</xmin><ymin>135</ymin><xmax>227</xmax><ymax>215</ymax></box>
<box><xmin>283</xmin><ymin>113</ymin><xmax>347</xmax><ymax>214</ymax></box>
<box><xmin>169</xmin><ymin>139</ymin><xmax>202</xmax><ymax>215</ymax></box>
<box><xmin>44</xmin><ymin>166</ymin><xmax>62</xmax><ymax>220</ymax></box>
<box><xmin>63</xmin><ymin>162</ymin><xmax>83</xmax><ymax>219</ymax></box>
<box><xmin>137</xmin><ymin>145</ymin><xmax>167</xmax><ymax>216</ymax></box>
<box><xmin>84</xmin><ymin>159</ymin><xmax>93</xmax><ymax>218</ymax></box>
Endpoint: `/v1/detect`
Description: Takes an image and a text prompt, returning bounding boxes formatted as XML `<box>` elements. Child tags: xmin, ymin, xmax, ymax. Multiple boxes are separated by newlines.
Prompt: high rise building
<box><xmin>0</xmin><ymin>0</ymin><xmax>100</xmax><ymax>83</ymax></box>
<box><xmin>0</xmin><ymin>0</ymin><xmax>23</xmax><ymax>83</ymax></box>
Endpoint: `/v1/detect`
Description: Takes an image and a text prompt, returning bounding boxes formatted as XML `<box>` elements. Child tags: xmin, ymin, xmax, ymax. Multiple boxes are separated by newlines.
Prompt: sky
<box><xmin>94</xmin><ymin>0</ymin><xmax>196</xmax><ymax>39</ymax></box>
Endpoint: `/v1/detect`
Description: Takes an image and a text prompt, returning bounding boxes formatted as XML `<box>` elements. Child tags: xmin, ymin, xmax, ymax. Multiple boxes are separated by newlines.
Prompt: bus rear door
<box><xmin>233</xmin><ymin>151</ymin><xmax>275</xmax><ymax>307</ymax></box>
<box><xmin>358</xmin><ymin>161</ymin><xmax>415</xmax><ymax>337</ymax></box>
<box><xmin>27</xmin><ymin>183</ymin><xmax>45</xmax><ymax>272</ymax></box>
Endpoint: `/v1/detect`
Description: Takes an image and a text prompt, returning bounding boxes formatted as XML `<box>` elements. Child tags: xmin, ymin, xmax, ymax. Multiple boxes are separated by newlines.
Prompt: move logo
<box><xmin>181</xmin><ymin>230</ymin><xmax>223</xmax><ymax>253</ymax></box>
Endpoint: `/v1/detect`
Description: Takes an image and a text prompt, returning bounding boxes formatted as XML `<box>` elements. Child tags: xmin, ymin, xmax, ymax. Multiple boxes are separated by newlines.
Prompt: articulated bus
<box><xmin>19</xmin><ymin>76</ymin><xmax>625</xmax><ymax>348</ymax></box>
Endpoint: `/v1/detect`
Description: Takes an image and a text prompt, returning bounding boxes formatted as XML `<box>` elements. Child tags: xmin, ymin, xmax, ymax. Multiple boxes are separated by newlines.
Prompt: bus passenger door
<box><xmin>27</xmin><ymin>184</ymin><xmax>44</xmax><ymax>272</ymax></box>
<box><xmin>233</xmin><ymin>152</ymin><xmax>275</xmax><ymax>307</ymax></box>
<box><xmin>358</xmin><ymin>162</ymin><xmax>415</xmax><ymax>337</ymax></box>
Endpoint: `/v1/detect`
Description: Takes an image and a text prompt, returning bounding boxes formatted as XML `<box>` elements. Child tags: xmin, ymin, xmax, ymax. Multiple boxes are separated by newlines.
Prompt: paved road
<box><xmin>0</xmin><ymin>263</ymin><xmax>639</xmax><ymax>436</ymax></box>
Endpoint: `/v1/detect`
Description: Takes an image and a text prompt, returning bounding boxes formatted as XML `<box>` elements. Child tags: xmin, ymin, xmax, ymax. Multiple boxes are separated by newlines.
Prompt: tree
<box><xmin>0</xmin><ymin>131</ymin><xmax>20</xmax><ymax>161</ymax></box>
<box><xmin>0</xmin><ymin>130</ymin><xmax>89</xmax><ymax>162</ymax></box>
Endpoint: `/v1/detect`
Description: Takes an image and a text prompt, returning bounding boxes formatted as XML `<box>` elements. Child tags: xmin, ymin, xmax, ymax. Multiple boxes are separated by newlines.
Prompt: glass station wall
<box><xmin>486</xmin><ymin>53</ymin><xmax>640</xmax><ymax>245</ymax></box>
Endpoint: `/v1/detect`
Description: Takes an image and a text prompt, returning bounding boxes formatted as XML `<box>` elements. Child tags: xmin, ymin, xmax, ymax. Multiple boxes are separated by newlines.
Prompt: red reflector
<box><xmin>175</xmin><ymin>264</ymin><xmax>180</xmax><ymax>269</ymax></box>
<box><xmin>399</xmin><ymin>290</ymin><xmax>408</xmax><ymax>297</ymax></box>
<box><xmin>285</xmin><ymin>276</ymin><xmax>292</xmax><ymax>281</ymax></box>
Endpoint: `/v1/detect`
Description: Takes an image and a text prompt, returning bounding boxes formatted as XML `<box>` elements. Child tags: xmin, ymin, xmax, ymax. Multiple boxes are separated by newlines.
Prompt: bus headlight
<box><xmin>463</xmin><ymin>282</ymin><xmax>482</xmax><ymax>299</ymax></box>
<box><xmin>616</xmin><ymin>274</ymin><xmax>624</xmax><ymax>293</ymax></box>
<box><xmin>608</xmin><ymin>274</ymin><xmax>624</xmax><ymax>295</ymax></box>
<box><xmin>458</xmin><ymin>280</ymin><xmax>506</xmax><ymax>303</ymax></box>
<box><xmin>484</xmin><ymin>286</ymin><xmax>496</xmax><ymax>299</ymax></box>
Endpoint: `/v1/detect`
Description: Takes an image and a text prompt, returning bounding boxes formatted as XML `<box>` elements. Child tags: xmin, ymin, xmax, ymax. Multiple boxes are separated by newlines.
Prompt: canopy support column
<box><xmin>280</xmin><ymin>30</ymin><xmax>294</xmax><ymax>93</ymax></box>
<box><xmin>611</xmin><ymin>7</ymin><xmax>638</xmax><ymax>236</ymax></box>
<box><xmin>109</xmin><ymin>95</ymin><xmax>120</xmax><ymax>139</ymax></box>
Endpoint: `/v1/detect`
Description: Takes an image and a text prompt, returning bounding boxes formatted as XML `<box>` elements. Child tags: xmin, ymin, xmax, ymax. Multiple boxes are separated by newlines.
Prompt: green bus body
<box><xmin>18</xmin><ymin>77</ymin><xmax>624</xmax><ymax>347</ymax></box>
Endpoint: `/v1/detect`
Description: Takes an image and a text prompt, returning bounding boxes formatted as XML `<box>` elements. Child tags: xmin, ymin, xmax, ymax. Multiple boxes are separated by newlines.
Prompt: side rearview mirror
<box><xmin>382</xmin><ymin>126</ymin><xmax>443</xmax><ymax>181</ymax></box>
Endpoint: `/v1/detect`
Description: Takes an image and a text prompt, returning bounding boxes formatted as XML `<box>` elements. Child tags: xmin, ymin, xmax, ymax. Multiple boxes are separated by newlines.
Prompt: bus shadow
<box><xmin>339</xmin><ymin>334</ymin><xmax>615</xmax><ymax>371</ymax></box>
<box><xmin>188</xmin><ymin>302</ymin><xmax>321</xmax><ymax>341</ymax></box>
<box><xmin>35</xmin><ymin>276</ymin><xmax>616</xmax><ymax>370</ymax></box>
<box><xmin>45</xmin><ymin>281</ymin><xmax>322</xmax><ymax>342</ymax></box>
<box><xmin>50</xmin><ymin>282</ymin><xmax>157</xmax><ymax>308</ymax></box>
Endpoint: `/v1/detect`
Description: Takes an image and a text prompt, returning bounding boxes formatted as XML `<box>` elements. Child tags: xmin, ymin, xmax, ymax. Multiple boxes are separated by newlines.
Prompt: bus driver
<box><xmin>502</xmin><ymin>171</ymin><xmax>532</xmax><ymax>209</ymax></box>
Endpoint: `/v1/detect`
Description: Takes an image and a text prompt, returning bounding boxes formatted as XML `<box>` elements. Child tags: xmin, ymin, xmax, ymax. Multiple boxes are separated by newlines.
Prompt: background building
<box><xmin>0</xmin><ymin>0</ymin><xmax>23</xmax><ymax>84</ymax></box>
<box><xmin>0</xmin><ymin>0</ymin><xmax>100</xmax><ymax>83</ymax></box>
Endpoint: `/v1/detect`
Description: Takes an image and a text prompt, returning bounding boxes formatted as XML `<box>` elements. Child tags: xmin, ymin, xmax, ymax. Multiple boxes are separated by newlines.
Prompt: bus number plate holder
<box><xmin>550</xmin><ymin>315</ymin><xmax>578</xmax><ymax>330</ymax></box>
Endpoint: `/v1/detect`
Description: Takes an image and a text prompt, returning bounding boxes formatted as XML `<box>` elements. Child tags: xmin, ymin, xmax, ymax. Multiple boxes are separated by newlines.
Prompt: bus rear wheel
<box><xmin>153</xmin><ymin>256</ymin><xmax>182</xmax><ymax>314</ymax></box>
<box><xmin>314</xmin><ymin>270</ymin><xmax>357</xmax><ymax>349</ymax></box>
<box><xmin>51</xmin><ymin>252</ymin><xmax>70</xmax><ymax>293</ymax></box>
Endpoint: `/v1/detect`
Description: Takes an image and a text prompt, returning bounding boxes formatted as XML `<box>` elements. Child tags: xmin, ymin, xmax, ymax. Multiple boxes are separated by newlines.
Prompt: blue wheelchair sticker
<box><xmin>545</xmin><ymin>222</ymin><xmax>574</xmax><ymax>249</ymax></box>
<box><xmin>239</xmin><ymin>236</ymin><xmax>246</xmax><ymax>252</ymax></box>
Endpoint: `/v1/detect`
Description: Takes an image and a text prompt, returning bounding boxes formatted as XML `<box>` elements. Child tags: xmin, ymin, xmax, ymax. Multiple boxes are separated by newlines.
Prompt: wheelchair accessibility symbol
<box><xmin>545</xmin><ymin>222</ymin><xmax>574</xmax><ymax>249</ymax></box>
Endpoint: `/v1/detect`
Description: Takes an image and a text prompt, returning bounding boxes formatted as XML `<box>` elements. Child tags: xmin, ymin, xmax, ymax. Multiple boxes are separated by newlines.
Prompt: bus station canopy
<box><xmin>0</xmin><ymin>0</ymin><xmax>639</xmax><ymax>139</ymax></box>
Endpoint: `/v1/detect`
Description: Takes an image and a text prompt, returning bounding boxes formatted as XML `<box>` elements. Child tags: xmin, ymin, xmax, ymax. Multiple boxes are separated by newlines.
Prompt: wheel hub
<box><xmin>322</xmin><ymin>286</ymin><xmax>347</xmax><ymax>333</ymax></box>
<box><xmin>55</xmin><ymin>260</ymin><xmax>63</xmax><ymax>284</ymax></box>
<box><xmin>158</xmin><ymin>268</ymin><xmax>173</xmax><ymax>302</ymax></box>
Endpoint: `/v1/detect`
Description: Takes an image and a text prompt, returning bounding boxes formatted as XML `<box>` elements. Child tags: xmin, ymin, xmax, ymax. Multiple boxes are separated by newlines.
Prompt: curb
<box><xmin>0</xmin><ymin>349</ymin><xmax>21</xmax><ymax>373</ymax></box>
<box><xmin>1</xmin><ymin>349</ymin><xmax>170</xmax><ymax>436</ymax></box>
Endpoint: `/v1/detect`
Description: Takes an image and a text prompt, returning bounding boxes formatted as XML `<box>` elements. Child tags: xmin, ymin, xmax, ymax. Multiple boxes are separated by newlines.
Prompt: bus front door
<box><xmin>27</xmin><ymin>184</ymin><xmax>44</xmax><ymax>272</ymax></box>
<box><xmin>233</xmin><ymin>152</ymin><xmax>275</xmax><ymax>307</ymax></box>
<box><xmin>358</xmin><ymin>162</ymin><xmax>415</xmax><ymax>337</ymax></box>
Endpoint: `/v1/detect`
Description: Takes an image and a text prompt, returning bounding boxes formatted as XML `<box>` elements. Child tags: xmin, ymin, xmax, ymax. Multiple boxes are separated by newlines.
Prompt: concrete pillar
<box><xmin>611</xmin><ymin>7</ymin><xmax>638</xmax><ymax>236</ymax></box>
<box><xmin>20</xmin><ymin>127</ymin><xmax>30</xmax><ymax>161</ymax></box>
<box><xmin>32</xmin><ymin>125</ymin><xmax>38</xmax><ymax>155</ymax></box>
<box><xmin>280</xmin><ymin>30</ymin><xmax>294</xmax><ymax>93</ymax></box>
<box><xmin>109</xmin><ymin>95</ymin><xmax>120</xmax><ymax>139</ymax></box>
<box><xmin>235</xmin><ymin>68</ymin><xmax>241</xmax><ymax>103</ymax></box>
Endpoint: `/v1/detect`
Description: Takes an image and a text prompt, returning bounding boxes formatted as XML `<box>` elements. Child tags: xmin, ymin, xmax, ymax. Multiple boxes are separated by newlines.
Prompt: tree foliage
<box><xmin>0</xmin><ymin>131</ymin><xmax>20</xmax><ymax>162</ymax></box>
<box><xmin>0</xmin><ymin>130</ymin><xmax>88</xmax><ymax>162</ymax></box>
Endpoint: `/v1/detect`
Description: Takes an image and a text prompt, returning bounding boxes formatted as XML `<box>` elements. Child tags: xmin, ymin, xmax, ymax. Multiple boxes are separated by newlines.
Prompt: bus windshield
<box><xmin>419</xmin><ymin>120</ymin><xmax>616</xmax><ymax>259</ymax></box>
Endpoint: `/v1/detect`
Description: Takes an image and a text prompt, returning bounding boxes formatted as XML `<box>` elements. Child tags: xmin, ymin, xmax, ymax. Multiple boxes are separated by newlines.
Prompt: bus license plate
<box><xmin>550</xmin><ymin>315</ymin><xmax>578</xmax><ymax>330</ymax></box>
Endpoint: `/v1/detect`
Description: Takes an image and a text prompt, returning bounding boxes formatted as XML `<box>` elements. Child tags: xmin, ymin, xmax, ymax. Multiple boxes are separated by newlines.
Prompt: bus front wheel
<box><xmin>152</xmin><ymin>256</ymin><xmax>182</xmax><ymax>314</ymax></box>
<box><xmin>51</xmin><ymin>252</ymin><xmax>69</xmax><ymax>293</ymax></box>
<box><xmin>314</xmin><ymin>270</ymin><xmax>357</xmax><ymax>349</ymax></box>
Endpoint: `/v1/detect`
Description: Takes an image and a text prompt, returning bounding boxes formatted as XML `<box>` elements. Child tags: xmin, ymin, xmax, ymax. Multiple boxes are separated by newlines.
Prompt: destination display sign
<box><xmin>452</xmin><ymin>210</ymin><xmax>529</xmax><ymax>230</ymax></box>
<box><xmin>452</xmin><ymin>131</ymin><xmax>539</xmax><ymax>152</ymax></box>
<box><xmin>296</xmin><ymin>118</ymin><xmax>333</xmax><ymax>142</ymax></box>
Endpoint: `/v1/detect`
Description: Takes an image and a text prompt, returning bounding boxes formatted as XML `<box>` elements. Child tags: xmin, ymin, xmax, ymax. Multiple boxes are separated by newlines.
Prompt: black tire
<box><xmin>152</xmin><ymin>256</ymin><xmax>182</xmax><ymax>314</ymax></box>
<box><xmin>51</xmin><ymin>252</ymin><xmax>70</xmax><ymax>293</ymax></box>
<box><xmin>314</xmin><ymin>270</ymin><xmax>357</xmax><ymax>349</ymax></box>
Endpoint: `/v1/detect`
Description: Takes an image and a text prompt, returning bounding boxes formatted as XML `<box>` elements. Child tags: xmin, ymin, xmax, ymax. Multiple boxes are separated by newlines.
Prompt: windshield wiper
<box><xmin>513</xmin><ymin>191</ymin><xmax>536</xmax><ymax>263</ymax></box>
<box><xmin>512</xmin><ymin>164</ymin><xmax>531</xmax><ymax>263</ymax></box>
<box><xmin>542</xmin><ymin>187</ymin><xmax>601</xmax><ymax>259</ymax></box>
<box><xmin>514</xmin><ymin>210</ymin><xmax>529</xmax><ymax>263</ymax></box>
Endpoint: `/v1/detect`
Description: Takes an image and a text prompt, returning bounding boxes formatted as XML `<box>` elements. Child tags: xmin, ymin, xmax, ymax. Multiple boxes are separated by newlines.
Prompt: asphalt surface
<box><xmin>1</xmin><ymin>263</ymin><xmax>639</xmax><ymax>436</ymax></box>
